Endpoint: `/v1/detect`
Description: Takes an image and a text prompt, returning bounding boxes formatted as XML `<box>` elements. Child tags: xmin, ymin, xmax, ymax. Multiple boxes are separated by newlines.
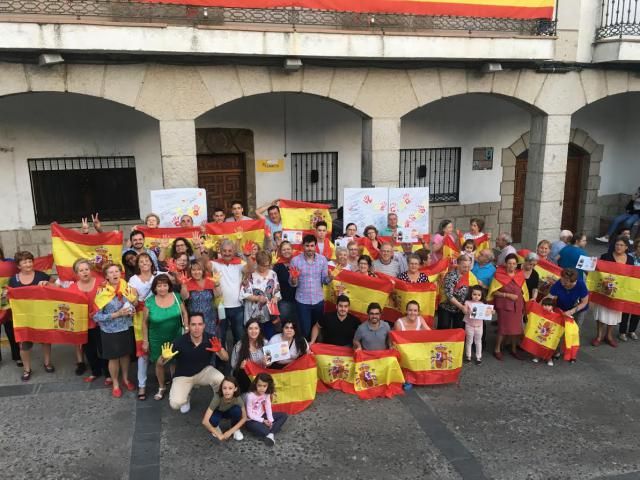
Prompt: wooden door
<box><xmin>197</xmin><ymin>154</ymin><xmax>246</xmax><ymax>216</ymax></box>
<box><xmin>561</xmin><ymin>149</ymin><xmax>585</xmax><ymax>233</ymax></box>
<box><xmin>512</xmin><ymin>153</ymin><xmax>528</xmax><ymax>243</ymax></box>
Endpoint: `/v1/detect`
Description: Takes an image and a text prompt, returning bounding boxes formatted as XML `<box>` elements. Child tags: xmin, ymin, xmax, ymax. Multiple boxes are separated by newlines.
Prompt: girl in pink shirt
<box><xmin>463</xmin><ymin>285</ymin><xmax>486</xmax><ymax>365</ymax></box>
<box><xmin>244</xmin><ymin>373</ymin><xmax>288</xmax><ymax>446</ymax></box>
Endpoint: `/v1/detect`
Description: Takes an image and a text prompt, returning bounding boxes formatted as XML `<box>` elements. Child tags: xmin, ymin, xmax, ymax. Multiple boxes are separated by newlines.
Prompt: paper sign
<box><xmin>470</xmin><ymin>303</ymin><xmax>494</xmax><ymax>321</ymax></box>
<box><xmin>335</xmin><ymin>237</ymin><xmax>354</xmax><ymax>249</ymax></box>
<box><xmin>388</xmin><ymin>187</ymin><xmax>429</xmax><ymax>234</ymax></box>
<box><xmin>150</xmin><ymin>188</ymin><xmax>207</xmax><ymax>227</ymax></box>
<box><xmin>396</xmin><ymin>228</ymin><xmax>420</xmax><ymax>243</ymax></box>
<box><xmin>344</xmin><ymin>188</ymin><xmax>389</xmax><ymax>235</ymax></box>
<box><xmin>257</xmin><ymin>159</ymin><xmax>284</xmax><ymax>172</ymax></box>
<box><xmin>263</xmin><ymin>341</ymin><xmax>291</xmax><ymax>365</ymax></box>
<box><xmin>576</xmin><ymin>255</ymin><xmax>598</xmax><ymax>271</ymax></box>
<box><xmin>282</xmin><ymin>230</ymin><xmax>303</xmax><ymax>245</ymax></box>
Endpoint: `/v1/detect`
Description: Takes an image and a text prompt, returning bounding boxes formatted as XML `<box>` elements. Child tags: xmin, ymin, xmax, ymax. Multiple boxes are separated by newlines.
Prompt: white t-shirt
<box><xmin>128</xmin><ymin>273</ymin><xmax>158</xmax><ymax>302</ymax></box>
<box><xmin>268</xmin><ymin>333</ymin><xmax>308</xmax><ymax>365</ymax></box>
<box><xmin>210</xmin><ymin>260</ymin><xmax>245</xmax><ymax>308</ymax></box>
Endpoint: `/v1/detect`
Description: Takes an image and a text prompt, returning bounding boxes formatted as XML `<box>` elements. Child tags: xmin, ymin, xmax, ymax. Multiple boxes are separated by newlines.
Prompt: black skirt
<box><xmin>100</xmin><ymin>328</ymin><xmax>134</xmax><ymax>360</ymax></box>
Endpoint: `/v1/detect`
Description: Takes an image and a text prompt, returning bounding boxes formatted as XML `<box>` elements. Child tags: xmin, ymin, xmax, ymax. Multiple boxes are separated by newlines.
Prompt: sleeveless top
<box><xmin>396</xmin><ymin>317</ymin><xmax>424</xmax><ymax>331</ymax></box>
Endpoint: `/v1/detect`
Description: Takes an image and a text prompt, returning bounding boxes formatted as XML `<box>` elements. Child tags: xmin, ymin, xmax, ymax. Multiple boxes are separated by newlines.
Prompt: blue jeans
<box><xmin>209</xmin><ymin>405</ymin><xmax>242</xmax><ymax>430</ymax></box>
<box><xmin>245</xmin><ymin>412</ymin><xmax>288</xmax><ymax>437</ymax></box>
<box><xmin>219</xmin><ymin>307</ymin><xmax>244</xmax><ymax>349</ymax></box>
<box><xmin>607</xmin><ymin>213</ymin><xmax>640</xmax><ymax>237</ymax></box>
<box><xmin>296</xmin><ymin>301</ymin><xmax>324</xmax><ymax>340</ymax></box>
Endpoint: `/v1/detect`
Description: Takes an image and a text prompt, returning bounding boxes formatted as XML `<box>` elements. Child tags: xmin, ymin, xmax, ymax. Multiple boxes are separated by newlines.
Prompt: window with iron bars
<box><xmin>290</xmin><ymin>152</ymin><xmax>338</xmax><ymax>207</ymax></box>
<box><xmin>399</xmin><ymin>148</ymin><xmax>461</xmax><ymax>203</ymax></box>
<box><xmin>28</xmin><ymin>156</ymin><xmax>140</xmax><ymax>225</ymax></box>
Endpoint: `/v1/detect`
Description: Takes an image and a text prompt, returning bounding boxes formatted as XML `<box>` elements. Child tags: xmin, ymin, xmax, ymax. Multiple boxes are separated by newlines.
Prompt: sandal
<box><xmin>123</xmin><ymin>380</ymin><xmax>136</xmax><ymax>392</ymax></box>
<box><xmin>154</xmin><ymin>387</ymin><xmax>166</xmax><ymax>401</ymax></box>
<box><xmin>138</xmin><ymin>388</ymin><xmax>147</xmax><ymax>401</ymax></box>
<box><xmin>21</xmin><ymin>370</ymin><xmax>32</xmax><ymax>382</ymax></box>
<box><xmin>104</xmin><ymin>378</ymin><xmax>113</xmax><ymax>387</ymax></box>
<box><xmin>84</xmin><ymin>375</ymin><xmax>98</xmax><ymax>383</ymax></box>
<box><xmin>44</xmin><ymin>364</ymin><xmax>55</xmax><ymax>373</ymax></box>
<box><xmin>16</xmin><ymin>360</ymin><xmax>23</xmax><ymax>367</ymax></box>
<box><xmin>112</xmin><ymin>387</ymin><xmax>122</xmax><ymax>398</ymax></box>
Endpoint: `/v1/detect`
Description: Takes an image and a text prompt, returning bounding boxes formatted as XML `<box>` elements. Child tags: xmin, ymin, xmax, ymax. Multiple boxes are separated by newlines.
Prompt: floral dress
<box><xmin>185</xmin><ymin>278</ymin><xmax>217</xmax><ymax>336</ymax></box>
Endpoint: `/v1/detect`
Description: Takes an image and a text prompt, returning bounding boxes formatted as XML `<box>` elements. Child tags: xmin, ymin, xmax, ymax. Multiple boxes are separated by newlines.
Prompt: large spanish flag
<box><xmin>390</xmin><ymin>329</ymin><xmax>464</xmax><ymax>385</ymax></box>
<box><xmin>244</xmin><ymin>354</ymin><xmax>318</xmax><ymax>414</ymax></box>
<box><xmin>379</xmin><ymin>274</ymin><xmax>437</xmax><ymax>327</ymax></box>
<box><xmin>140</xmin><ymin>0</ymin><xmax>554</xmax><ymax>20</ymax></box>
<box><xmin>279</xmin><ymin>199</ymin><xmax>332</xmax><ymax>236</ymax></box>
<box><xmin>0</xmin><ymin>255</ymin><xmax>54</xmax><ymax>321</ymax></box>
<box><xmin>8</xmin><ymin>285</ymin><xmax>89</xmax><ymax>344</ymax></box>
<box><xmin>137</xmin><ymin>226</ymin><xmax>201</xmax><ymax>257</ymax></box>
<box><xmin>585</xmin><ymin>260</ymin><xmax>640</xmax><ymax>315</ymax></box>
<box><xmin>486</xmin><ymin>266</ymin><xmax>529</xmax><ymax>302</ymax></box>
<box><xmin>204</xmin><ymin>219</ymin><xmax>266</xmax><ymax>253</ymax></box>
<box><xmin>324</xmin><ymin>269</ymin><xmax>394</xmax><ymax>321</ymax></box>
<box><xmin>353</xmin><ymin>349</ymin><xmax>404</xmax><ymax>399</ymax></box>
<box><xmin>51</xmin><ymin>223</ymin><xmax>123</xmax><ymax>281</ymax></box>
<box><xmin>311</xmin><ymin>343</ymin><xmax>356</xmax><ymax>394</ymax></box>
<box><xmin>520</xmin><ymin>301</ymin><xmax>564</xmax><ymax>360</ymax></box>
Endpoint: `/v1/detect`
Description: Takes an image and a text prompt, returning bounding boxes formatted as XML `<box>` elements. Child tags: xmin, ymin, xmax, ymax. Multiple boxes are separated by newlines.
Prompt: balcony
<box><xmin>594</xmin><ymin>0</ymin><xmax>640</xmax><ymax>62</ymax></box>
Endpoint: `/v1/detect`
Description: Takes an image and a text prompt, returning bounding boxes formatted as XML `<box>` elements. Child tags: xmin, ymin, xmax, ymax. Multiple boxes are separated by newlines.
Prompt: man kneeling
<box><xmin>160</xmin><ymin>312</ymin><xmax>228</xmax><ymax>413</ymax></box>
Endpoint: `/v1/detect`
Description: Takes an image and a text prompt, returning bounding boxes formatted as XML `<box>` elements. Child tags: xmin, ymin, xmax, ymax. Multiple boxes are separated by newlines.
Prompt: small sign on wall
<box><xmin>257</xmin><ymin>159</ymin><xmax>284</xmax><ymax>172</ymax></box>
<box><xmin>472</xmin><ymin>147</ymin><xmax>494</xmax><ymax>170</ymax></box>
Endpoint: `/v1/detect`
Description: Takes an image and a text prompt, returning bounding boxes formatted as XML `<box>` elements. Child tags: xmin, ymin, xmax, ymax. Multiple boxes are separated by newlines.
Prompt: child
<box><xmin>463</xmin><ymin>285</ymin><xmax>485</xmax><ymax>365</ymax></box>
<box><xmin>245</xmin><ymin>373</ymin><xmax>288</xmax><ymax>446</ymax></box>
<box><xmin>462</xmin><ymin>239</ymin><xmax>477</xmax><ymax>267</ymax></box>
<box><xmin>532</xmin><ymin>298</ymin><xmax>556</xmax><ymax>367</ymax></box>
<box><xmin>202</xmin><ymin>376</ymin><xmax>247</xmax><ymax>442</ymax></box>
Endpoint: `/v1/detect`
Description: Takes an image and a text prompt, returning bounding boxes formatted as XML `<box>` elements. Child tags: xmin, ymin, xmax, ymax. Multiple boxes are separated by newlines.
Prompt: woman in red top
<box><xmin>68</xmin><ymin>259</ymin><xmax>110</xmax><ymax>383</ymax></box>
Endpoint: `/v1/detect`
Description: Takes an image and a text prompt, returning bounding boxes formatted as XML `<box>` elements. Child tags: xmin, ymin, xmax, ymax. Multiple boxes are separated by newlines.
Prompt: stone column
<box><xmin>159</xmin><ymin>120</ymin><xmax>198</xmax><ymax>188</ymax></box>
<box><xmin>521</xmin><ymin>114</ymin><xmax>572</xmax><ymax>249</ymax></box>
<box><xmin>361</xmin><ymin>117</ymin><xmax>401</xmax><ymax>188</ymax></box>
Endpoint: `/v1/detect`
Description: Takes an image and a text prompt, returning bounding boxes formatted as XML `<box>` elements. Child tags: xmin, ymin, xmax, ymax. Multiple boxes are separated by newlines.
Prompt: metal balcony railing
<box><xmin>0</xmin><ymin>0</ymin><xmax>557</xmax><ymax>36</ymax></box>
<box><xmin>597</xmin><ymin>0</ymin><xmax>640</xmax><ymax>39</ymax></box>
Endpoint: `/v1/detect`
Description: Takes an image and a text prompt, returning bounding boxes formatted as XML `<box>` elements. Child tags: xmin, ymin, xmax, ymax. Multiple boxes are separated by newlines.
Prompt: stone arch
<box><xmin>500</xmin><ymin>128</ymin><xmax>603</xmax><ymax>239</ymax></box>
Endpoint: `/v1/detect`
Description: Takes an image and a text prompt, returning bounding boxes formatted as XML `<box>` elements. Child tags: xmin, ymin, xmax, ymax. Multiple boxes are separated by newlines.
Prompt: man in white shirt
<box><xmin>225</xmin><ymin>201</ymin><xmax>252</xmax><ymax>222</ymax></box>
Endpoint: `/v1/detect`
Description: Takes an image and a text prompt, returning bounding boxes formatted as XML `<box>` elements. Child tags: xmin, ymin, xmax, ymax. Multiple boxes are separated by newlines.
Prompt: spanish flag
<box><xmin>279</xmin><ymin>199</ymin><xmax>332</xmax><ymax>236</ymax></box>
<box><xmin>517</xmin><ymin>249</ymin><xmax>562</xmax><ymax>292</ymax></box>
<box><xmin>357</xmin><ymin>237</ymin><xmax>380</xmax><ymax>260</ymax></box>
<box><xmin>353</xmin><ymin>349</ymin><xmax>404</xmax><ymax>399</ymax></box>
<box><xmin>51</xmin><ymin>223</ymin><xmax>123</xmax><ymax>281</ymax></box>
<box><xmin>486</xmin><ymin>266</ymin><xmax>529</xmax><ymax>302</ymax></box>
<box><xmin>463</xmin><ymin>233</ymin><xmax>491</xmax><ymax>255</ymax></box>
<box><xmin>324</xmin><ymin>269</ymin><xmax>394</xmax><ymax>321</ymax></box>
<box><xmin>563</xmin><ymin>318</ymin><xmax>580</xmax><ymax>361</ymax></box>
<box><xmin>0</xmin><ymin>255</ymin><xmax>54</xmax><ymax>320</ymax></box>
<box><xmin>311</xmin><ymin>343</ymin><xmax>356</xmax><ymax>395</ymax></box>
<box><xmin>133</xmin><ymin>306</ymin><xmax>145</xmax><ymax>357</ymax></box>
<box><xmin>94</xmin><ymin>279</ymin><xmax>137</xmax><ymax>310</ymax></box>
<box><xmin>137</xmin><ymin>226</ymin><xmax>201</xmax><ymax>257</ymax></box>
<box><xmin>379</xmin><ymin>274</ymin><xmax>438</xmax><ymax>328</ymax></box>
<box><xmin>378</xmin><ymin>236</ymin><xmax>424</xmax><ymax>253</ymax></box>
<box><xmin>442</xmin><ymin>235</ymin><xmax>461</xmax><ymax>263</ymax></box>
<box><xmin>420</xmin><ymin>257</ymin><xmax>451</xmax><ymax>283</ymax></box>
<box><xmin>204</xmin><ymin>219</ymin><xmax>266</xmax><ymax>253</ymax></box>
<box><xmin>244</xmin><ymin>354</ymin><xmax>318</xmax><ymax>414</ymax></box>
<box><xmin>520</xmin><ymin>301</ymin><xmax>564</xmax><ymax>360</ymax></box>
<box><xmin>8</xmin><ymin>285</ymin><xmax>89</xmax><ymax>344</ymax></box>
<box><xmin>390</xmin><ymin>329</ymin><xmax>464</xmax><ymax>385</ymax></box>
<box><xmin>585</xmin><ymin>260</ymin><xmax>640</xmax><ymax>315</ymax></box>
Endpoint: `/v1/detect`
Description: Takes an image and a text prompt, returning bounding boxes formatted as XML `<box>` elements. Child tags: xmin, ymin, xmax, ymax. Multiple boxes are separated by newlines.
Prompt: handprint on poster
<box><xmin>343</xmin><ymin>188</ymin><xmax>388</xmax><ymax>234</ymax></box>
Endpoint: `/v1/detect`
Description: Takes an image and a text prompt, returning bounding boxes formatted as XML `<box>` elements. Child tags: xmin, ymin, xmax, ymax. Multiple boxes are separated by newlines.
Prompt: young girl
<box><xmin>532</xmin><ymin>298</ymin><xmax>557</xmax><ymax>367</ymax></box>
<box><xmin>463</xmin><ymin>285</ymin><xmax>485</xmax><ymax>365</ymax></box>
<box><xmin>202</xmin><ymin>376</ymin><xmax>247</xmax><ymax>442</ymax></box>
<box><xmin>462</xmin><ymin>239</ymin><xmax>476</xmax><ymax>267</ymax></box>
<box><xmin>245</xmin><ymin>373</ymin><xmax>288</xmax><ymax>446</ymax></box>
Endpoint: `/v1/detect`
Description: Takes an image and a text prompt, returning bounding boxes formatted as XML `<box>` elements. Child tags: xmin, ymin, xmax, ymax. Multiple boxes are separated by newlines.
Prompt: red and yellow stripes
<box><xmin>311</xmin><ymin>343</ymin><xmax>356</xmax><ymax>394</ymax></box>
<box><xmin>520</xmin><ymin>301</ymin><xmax>564</xmax><ymax>360</ymax></box>
<box><xmin>279</xmin><ymin>199</ymin><xmax>332</xmax><ymax>236</ymax></box>
<box><xmin>324</xmin><ymin>269</ymin><xmax>394</xmax><ymax>321</ymax></box>
<box><xmin>517</xmin><ymin>249</ymin><xmax>563</xmax><ymax>288</ymax></box>
<box><xmin>8</xmin><ymin>285</ymin><xmax>89</xmax><ymax>344</ymax></box>
<box><xmin>379</xmin><ymin>274</ymin><xmax>437</xmax><ymax>327</ymax></box>
<box><xmin>204</xmin><ymin>219</ymin><xmax>265</xmax><ymax>252</ymax></box>
<box><xmin>586</xmin><ymin>260</ymin><xmax>640</xmax><ymax>315</ymax></box>
<box><xmin>465</xmin><ymin>233</ymin><xmax>491</xmax><ymax>254</ymax></box>
<box><xmin>141</xmin><ymin>0</ymin><xmax>554</xmax><ymax>19</ymax></box>
<box><xmin>244</xmin><ymin>354</ymin><xmax>318</xmax><ymax>414</ymax></box>
<box><xmin>51</xmin><ymin>223</ymin><xmax>123</xmax><ymax>281</ymax></box>
<box><xmin>563</xmin><ymin>317</ymin><xmax>580</xmax><ymax>361</ymax></box>
<box><xmin>353</xmin><ymin>349</ymin><xmax>404</xmax><ymax>399</ymax></box>
<box><xmin>390</xmin><ymin>329</ymin><xmax>464</xmax><ymax>385</ymax></box>
<box><xmin>487</xmin><ymin>266</ymin><xmax>529</xmax><ymax>302</ymax></box>
<box><xmin>137</xmin><ymin>226</ymin><xmax>201</xmax><ymax>257</ymax></box>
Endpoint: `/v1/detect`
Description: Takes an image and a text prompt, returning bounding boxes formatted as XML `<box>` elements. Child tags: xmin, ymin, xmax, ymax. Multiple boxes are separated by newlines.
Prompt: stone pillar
<box><xmin>159</xmin><ymin>120</ymin><xmax>198</xmax><ymax>188</ymax></box>
<box><xmin>361</xmin><ymin>117</ymin><xmax>401</xmax><ymax>188</ymax></box>
<box><xmin>521</xmin><ymin>114</ymin><xmax>572</xmax><ymax>249</ymax></box>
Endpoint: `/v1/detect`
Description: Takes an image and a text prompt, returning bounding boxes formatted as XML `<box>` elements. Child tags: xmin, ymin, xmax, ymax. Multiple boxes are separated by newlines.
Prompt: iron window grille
<box><xmin>596</xmin><ymin>0</ymin><xmax>640</xmax><ymax>39</ymax></box>
<box><xmin>399</xmin><ymin>147</ymin><xmax>461</xmax><ymax>203</ymax></box>
<box><xmin>291</xmin><ymin>152</ymin><xmax>338</xmax><ymax>207</ymax></box>
<box><xmin>28</xmin><ymin>156</ymin><xmax>140</xmax><ymax>225</ymax></box>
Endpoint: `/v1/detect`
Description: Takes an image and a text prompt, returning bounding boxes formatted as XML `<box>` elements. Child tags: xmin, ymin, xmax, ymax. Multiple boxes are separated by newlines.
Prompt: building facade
<box><xmin>0</xmin><ymin>0</ymin><xmax>639</xmax><ymax>256</ymax></box>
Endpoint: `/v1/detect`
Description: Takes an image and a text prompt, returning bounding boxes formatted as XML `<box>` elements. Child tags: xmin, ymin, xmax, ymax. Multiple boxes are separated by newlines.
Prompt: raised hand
<box><xmin>81</xmin><ymin>217</ymin><xmax>89</xmax><ymax>233</ymax></box>
<box><xmin>211</xmin><ymin>271</ymin><xmax>221</xmax><ymax>285</ymax></box>
<box><xmin>177</xmin><ymin>271</ymin><xmax>189</xmax><ymax>285</ymax></box>
<box><xmin>288</xmin><ymin>266</ymin><xmax>301</xmax><ymax>279</ymax></box>
<box><xmin>234</xmin><ymin>228</ymin><xmax>244</xmax><ymax>240</ymax></box>
<box><xmin>160</xmin><ymin>236</ymin><xmax>170</xmax><ymax>250</ymax></box>
<box><xmin>242</xmin><ymin>241</ymin><xmax>255</xmax><ymax>255</ymax></box>
<box><xmin>191</xmin><ymin>233</ymin><xmax>202</xmax><ymax>248</ymax></box>
<box><xmin>160</xmin><ymin>342</ymin><xmax>178</xmax><ymax>360</ymax></box>
<box><xmin>91</xmin><ymin>213</ymin><xmax>102</xmax><ymax>231</ymax></box>
<box><xmin>166</xmin><ymin>258</ymin><xmax>177</xmax><ymax>273</ymax></box>
<box><xmin>205</xmin><ymin>337</ymin><xmax>222</xmax><ymax>353</ymax></box>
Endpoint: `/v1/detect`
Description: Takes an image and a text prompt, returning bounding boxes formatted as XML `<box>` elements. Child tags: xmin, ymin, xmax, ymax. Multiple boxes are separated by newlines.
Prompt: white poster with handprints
<box><xmin>343</xmin><ymin>188</ymin><xmax>389</xmax><ymax>235</ymax></box>
<box><xmin>388</xmin><ymin>188</ymin><xmax>430</xmax><ymax>234</ymax></box>
<box><xmin>150</xmin><ymin>188</ymin><xmax>208</xmax><ymax>227</ymax></box>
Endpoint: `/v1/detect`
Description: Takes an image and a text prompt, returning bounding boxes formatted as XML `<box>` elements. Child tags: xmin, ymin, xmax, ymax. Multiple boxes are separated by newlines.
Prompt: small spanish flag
<box><xmin>521</xmin><ymin>301</ymin><xmax>564</xmax><ymax>360</ymax></box>
<box><xmin>244</xmin><ymin>354</ymin><xmax>318</xmax><ymax>415</ymax></box>
<box><xmin>390</xmin><ymin>329</ymin><xmax>465</xmax><ymax>385</ymax></box>
<box><xmin>464</xmin><ymin>233</ymin><xmax>491</xmax><ymax>255</ymax></box>
<box><xmin>487</xmin><ymin>266</ymin><xmax>530</xmax><ymax>302</ymax></box>
<box><xmin>563</xmin><ymin>318</ymin><xmax>580</xmax><ymax>361</ymax></box>
<box><xmin>204</xmin><ymin>219</ymin><xmax>266</xmax><ymax>253</ymax></box>
<box><xmin>442</xmin><ymin>235</ymin><xmax>461</xmax><ymax>263</ymax></box>
<box><xmin>586</xmin><ymin>260</ymin><xmax>640</xmax><ymax>315</ymax></box>
<box><xmin>353</xmin><ymin>349</ymin><xmax>404</xmax><ymax>399</ymax></box>
<box><xmin>133</xmin><ymin>306</ymin><xmax>145</xmax><ymax>357</ymax></box>
<box><xmin>8</xmin><ymin>285</ymin><xmax>89</xmax><ymax>344</ymax></box>
<box><xmin>311</xmin><ymin>343</ymin><xmax>356</xmax><ymax>395</ymax></box>
<box><xmin>324</xmin><ymin>269</ymin><xmax>394</xmax><ymax>321</ymax></box>
<box><xmin>279</xmin><ymin>199</ymin><xmax>332</xmax><ymax>236</ymax></box>
<box><xmin>379</xmin><ymin>273</ymin><xmax>438</xmax><ymax>328</ymax></box>
<box><xmin>137</xmin><ymin>226</ymin><xmax>201</xmax><ymax>257</ymax></box>
<box><xmin>357</xmin><ymin>237</ymin><xmax>380</xmax><ymax>260</ymax></box>
<box><xmin>51</xmin><ymin>223</ymin><xmax>123</xmax><ymax>281</ymax></box>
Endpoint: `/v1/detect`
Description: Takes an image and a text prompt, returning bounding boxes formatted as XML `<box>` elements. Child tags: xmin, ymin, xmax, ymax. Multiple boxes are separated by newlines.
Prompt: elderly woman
<box><xmin>332</xmin><ymin>247</ymin><xmax>350</xmax><ymax>270</ymax></box>
<box><xmin>363</xmin><ymin>225</ymin><xmax>381</xmax><ymax>254</ymax></box>
<box><xmin>495</xmin><ymin>233</ymin><xmax>517</xmax><ymax>266</ymax></box>
<box><xmin>94</xmin><ymin>263</ymin><xmax>138</xmax><ymax>398</ymax></box>
<box><xmin>346</xmin><ymin>241</ymin><xmax>360</xmax><ymax>271</ymax></box>
<box><xmin>439</xmin><ymin>254</ymin><xmax>474</xmax><ymax>330</ymax></box>
<box><xmin>536</xmin><ymin>240</ymin><xmax>552</xmax><ymax>262</ymax></box>
<box><xmin>356</xmin><ymin>255</ymin><xmax>376</xmax><ymax>277</ymax></box>
<box><xmin>273</xmin><ymin>241</ymin><xmax>297</xmax><ymax>323</ymax></box>
<box><xmin>521</xmin><ymin>252</ymin><xmax>540</xmax><ymax>301</ymax></box>
<box><xmin>592</xmin><ymin>236</ymin><xmax>634</xmax><ymax>347</ymax></box>
<box><xmin>397</xmin><ymin>254</ymin><xmax>429</xmax><ymax>283</ymax></box>
<box><xmin>471</xmin><ymin>249</ymin><xmax>497</xmax><ymax>289</ymax></box>
<box><xmin>240</xmin><ymin>251</ymin><xmax>281</xmax><ymax>340</ymax></box>
<box><xmin>9</xmin><ymin>250</ymin><xmax>55</xmax><ymax>382</ymax></box>
<box><xmin>489</xmin><ymin>253</ymin><xmax>527</xmax><ymax>361</ymax></box>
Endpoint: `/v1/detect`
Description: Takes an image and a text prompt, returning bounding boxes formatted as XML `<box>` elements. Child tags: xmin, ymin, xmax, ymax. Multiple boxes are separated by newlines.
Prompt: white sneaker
<box><xmin>595</xmin><ymin>236</ymin><xmax>609</xmax><ymax>243</ymax></box>
<box><xmin>630</xmin><ymin>332</ymin><xmax>639</xmax><ymax>341</ymax></box>
<box><xmin>264</xmin><ymin>433</ymin><xmax>275</xmax><ymax>446</ymax></box>
<box><xmin>179</xmin><ymin>400</ymin><xmax>191</xmax><ymax>414</ymax></box>
<box><xmin>547</xmin><ymin>359</ymin><xmax>554</xmax><ymax>367</ymax></box>
<box><xmin>233</xmin><ymin>430</ymin><xmax>244</xmax><ymax>441</ymax></box>
<box><xmin>532</xmin><ymin>357</ymin><xmax>540</xmax><ymax>363</ymax></box>
<box><xmin>620</xmin><ymin>333</ymin><xmax>628</xmax><ymax>342</ymax></box>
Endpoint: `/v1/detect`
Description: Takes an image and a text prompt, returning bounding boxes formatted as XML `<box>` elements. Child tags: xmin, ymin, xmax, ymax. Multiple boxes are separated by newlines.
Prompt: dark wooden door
<box><xmin>561</xmin><ymin>150</ymin><xmax>584</xmax><ymax>233</ymax></box>
<box><xmin>197</xmin><ymin>154</ymin><xmax>246</xmax><ymax>216</ymax></box>
<box><xmin>512</xmin><ymin>153</ymin><xmax>528</xmax><ymax>243</ymax></box>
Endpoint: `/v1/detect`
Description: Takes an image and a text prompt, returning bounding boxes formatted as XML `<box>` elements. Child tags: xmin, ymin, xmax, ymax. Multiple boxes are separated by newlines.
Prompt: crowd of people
<box><xmin>1</xmin><ymin>198</ymin><xmax>639</xmax><ymax>445</ymax></box>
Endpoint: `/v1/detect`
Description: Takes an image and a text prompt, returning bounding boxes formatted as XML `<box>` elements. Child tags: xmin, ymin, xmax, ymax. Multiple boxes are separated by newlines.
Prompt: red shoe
<box><xmin>112</xmin><ymin>387</ymin><xmax>122</xmax><ymax>398</ymax></box>
<box><xmin>123</xmin><ymin>380</ymin><xmax>136</xmax><ymax>392</ymax></box>
<box><xmin>104</xmin><ymin>378</ymin><xmax>113</xmax><ymax>387</ymax></box>
<box><xmin>84</xmin><ymin>375</ymin><xmax>97</xmax><ymax>383</ymax></box>
<box><xmin>493</xmin><ymin>351</ymin><xmax>504</xmax><ymax>361</ymax></box>
<box><xmin>606</xmin><ymin>338</ymin><xmax>618</xmax><ymax>348</ymax></box>
<box><xmin>510</xmin><ymin>351</ymin><xmax>525</xmax><ymax>361</ymax></box>
<box><xmin>591</xmin><ymin>338</ymin><xmax>601</xmax><ymax>347</ymax></box>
